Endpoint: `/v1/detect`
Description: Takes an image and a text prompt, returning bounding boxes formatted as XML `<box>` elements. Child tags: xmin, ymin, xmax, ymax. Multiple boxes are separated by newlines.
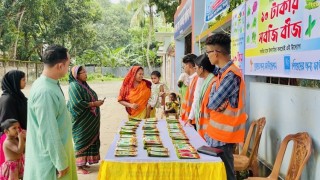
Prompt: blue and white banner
<box><xmin>174</xmin><ymin>0</ymin><xmax>192</xmax><ymax>39</ymax></box>
<box><xmin>205</xmin><ymin>0</ymin><xmax>230</xmax><ymax>23</ymax></box>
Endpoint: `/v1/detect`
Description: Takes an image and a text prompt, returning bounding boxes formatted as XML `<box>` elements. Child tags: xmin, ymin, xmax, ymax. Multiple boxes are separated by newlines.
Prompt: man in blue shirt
<box><xmin>205</xmin><ymin>33</ymin><xmax>246</xmax><ymax>180</ymax></box>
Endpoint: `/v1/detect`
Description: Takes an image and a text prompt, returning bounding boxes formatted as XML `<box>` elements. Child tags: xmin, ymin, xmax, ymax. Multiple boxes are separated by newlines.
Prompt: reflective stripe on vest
<box><xmin>222</xmin><ymin>107</ymin><xmax>246</xmax><ymax>117</ymax></box>
<box><xmin>181</xmin><ymin>76</ymin><xmax>198</xmax><ymax>122</ymax></box>
<box><xmin>199</xmin><ymin>112</ymin><xmax>210</xmax><ymax>119</ymax></box>
<box><xmin>209</xmin><ymin>119</ymin><xmax>246</xmax><ymax>132</ymax></box>
<box><xmin>207</xmin><ymin>63</ymin><xmax>247</xmax><ymax>143</ymax></box>
<box><xmin>197</xmin><ymin>76</ymin><xmax>217</xmax><ymax>139</ymax></box>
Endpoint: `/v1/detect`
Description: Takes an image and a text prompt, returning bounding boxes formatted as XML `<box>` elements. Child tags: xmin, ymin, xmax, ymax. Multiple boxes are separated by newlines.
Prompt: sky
<box><xmin>110</xmin><ymin>0</ymin><xmax>120</xmax><ymax>3</ymax></box>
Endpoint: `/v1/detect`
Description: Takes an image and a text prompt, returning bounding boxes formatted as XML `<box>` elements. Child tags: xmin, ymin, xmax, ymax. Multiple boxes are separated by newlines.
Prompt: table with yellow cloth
<box><xmin>98</xmin><ymin>120</ymin><xmax>227</xmax><ymax>180</ymax></box>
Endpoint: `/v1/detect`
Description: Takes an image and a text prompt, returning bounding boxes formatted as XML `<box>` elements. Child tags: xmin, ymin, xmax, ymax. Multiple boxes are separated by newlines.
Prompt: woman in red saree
<box><xmin>118</xmin><ymin>66</ymin><xmax>152</xmax><ymax>119</ymax></box>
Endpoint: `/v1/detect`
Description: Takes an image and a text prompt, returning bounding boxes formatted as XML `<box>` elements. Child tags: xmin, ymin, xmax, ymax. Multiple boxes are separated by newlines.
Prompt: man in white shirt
<box><xmin>181</xmin><ymin>54</ymin><xmax>203</xmax><ymax>130</ymax></box>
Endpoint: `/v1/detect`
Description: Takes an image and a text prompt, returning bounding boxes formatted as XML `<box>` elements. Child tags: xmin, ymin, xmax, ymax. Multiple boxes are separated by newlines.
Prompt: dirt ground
<box><xmin>21</xmin><ymin>80</ymin><xmax>128</xmax><ymax>180</ymax></box>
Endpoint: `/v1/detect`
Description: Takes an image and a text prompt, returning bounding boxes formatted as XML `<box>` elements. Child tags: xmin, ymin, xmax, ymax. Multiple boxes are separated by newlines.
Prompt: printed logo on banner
<box><xmin>244</xmin><ymin>0</ymin><xmax>320</xmax><ymax>80</ymax></box>
<box><xmin>284</xmin><ymin>55</ymin><xmax>291</xmax><ymax>72</ymax></box>
<box><xmin>205</xmin><ymin>0</ymin><xmax>230</xmax><ymax>22</ymax></box>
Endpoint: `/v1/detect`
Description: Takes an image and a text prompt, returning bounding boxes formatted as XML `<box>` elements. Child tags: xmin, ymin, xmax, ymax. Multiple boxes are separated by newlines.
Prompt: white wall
<box><xmin>248</xmin><ymin>80</ymin><xmax>320</xmax><ymax>179</ymax></box>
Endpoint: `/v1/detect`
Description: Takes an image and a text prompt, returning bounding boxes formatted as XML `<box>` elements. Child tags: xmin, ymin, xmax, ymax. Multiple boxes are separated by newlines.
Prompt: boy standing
<box><xmin>205</xmin><ymin>33</ymin><xmax>247</xmax><ymax>180</ymax></box>
<box><xmin>180</xmin><ymin>54</ymin><xmax>204</xmax><ymax>130</ymax></box>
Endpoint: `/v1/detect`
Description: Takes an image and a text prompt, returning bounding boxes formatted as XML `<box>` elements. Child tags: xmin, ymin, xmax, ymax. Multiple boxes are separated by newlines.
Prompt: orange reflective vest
<box><xmin>181</xmin><ymin>76</ymin><xmax>198</xmax><ymax>124</ymax></box>
<box><xmin>207</xmin><ymin>63</ymin><xmax>247</xmax><ymax>143</ymax></box>
<box><xmin>197</xmin><ymin>76</ymin><xmax>217</xmax><ymax>139</ymax></box>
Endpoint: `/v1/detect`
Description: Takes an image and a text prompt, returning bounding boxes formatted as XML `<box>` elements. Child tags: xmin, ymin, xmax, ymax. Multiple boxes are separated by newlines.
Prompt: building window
<box><xmin>265</xmin><ymin>77</ymin><xmax>320</xmax><ymax>88</ymax></box>
<box><xmin>185</xmin><ymin>33</ymin><xmax>192</xmax><ymax>54</ymax></box>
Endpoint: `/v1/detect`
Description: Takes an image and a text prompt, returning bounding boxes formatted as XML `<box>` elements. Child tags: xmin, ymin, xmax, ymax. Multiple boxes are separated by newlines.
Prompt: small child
<box><xmin>0</xmin><ymin>119</ymin><xmax>26</xmax><ymax>180</ymax></box>
<box><xmin>146</xmin><ymin>71</ymin><xmax>165</xmax><ymax>118</ymax></box>
<box><xmin>165</xmin><ymin>93</ymin><xmax>180</xmax><ymax>115</ymax></box>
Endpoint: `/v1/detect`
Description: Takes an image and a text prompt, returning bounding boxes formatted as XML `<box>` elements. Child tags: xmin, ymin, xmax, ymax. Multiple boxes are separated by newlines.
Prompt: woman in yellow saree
<box><xmin>118</xmin><ymin>66</ymin><xmax>152</xmax><ymax>119</ymax></box>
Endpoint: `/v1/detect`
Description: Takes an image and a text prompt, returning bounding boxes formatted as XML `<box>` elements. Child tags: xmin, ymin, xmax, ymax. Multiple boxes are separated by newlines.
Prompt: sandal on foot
<box><xmin>77</xmin><ymin>168</ymin><xmax>91</xmax><ymax>174</ymax></box>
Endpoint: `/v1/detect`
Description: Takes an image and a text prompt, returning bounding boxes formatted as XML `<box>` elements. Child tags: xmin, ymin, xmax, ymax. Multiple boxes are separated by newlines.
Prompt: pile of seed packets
<box><xmin>143</xmin><ymin>118</ymin><xmax>170</xmax><ymax>157</ymax></box>
<box><xmin>115</xmin><ymin>119</ymin><xmax>141</xmax><ymax>157</ymax></box>
<box><xmin>166</xmin><ymin>117</ymin><xmax>200</xmax><ymax>159</ymax></box>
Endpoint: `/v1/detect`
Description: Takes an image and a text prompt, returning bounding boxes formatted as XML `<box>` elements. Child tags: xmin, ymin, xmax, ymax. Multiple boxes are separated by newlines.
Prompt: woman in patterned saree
<box><xmin>118</xmin><ymin>66</ymin><xmax>151</xmax><ymax>119</ymax></box>
<box><xmin>67</xmin><ymin>66</ymin><xmax>104</xmax><ymax>174</ymax></box>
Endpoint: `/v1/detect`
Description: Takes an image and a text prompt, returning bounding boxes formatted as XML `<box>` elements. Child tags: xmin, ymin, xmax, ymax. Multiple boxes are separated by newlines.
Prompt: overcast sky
<box><xmin>110</xmin><ymin>0</ymin><xmax>131</xmax><ymax>3</ymax></box>
<box><xmin>110</xmin><ymin>0</ymin><xmax>119</xmax><ymax>3</ymax></box>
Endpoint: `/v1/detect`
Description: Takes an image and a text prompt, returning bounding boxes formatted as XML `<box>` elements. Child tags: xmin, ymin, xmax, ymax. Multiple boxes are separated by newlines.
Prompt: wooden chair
<box><xmin>248</xmin><ymin>132</ymin><xmax>312</xmax><ymax>180</ymax></box>
<box><xmin>234</xmin><ymin>117</ymin><xmax>266</xmax><ymax>176</ymax></box>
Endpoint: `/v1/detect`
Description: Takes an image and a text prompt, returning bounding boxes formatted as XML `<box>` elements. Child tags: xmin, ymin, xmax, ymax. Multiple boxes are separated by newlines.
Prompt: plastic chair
<box><xmin>234</xmin><ymin>117</ymin><xmax>266</xmax><ymax>176</ymax></box>
<box><xmin>248</xmin><ymin>132</ymin><xmax>312</xmax><ymax>180</ymax></box>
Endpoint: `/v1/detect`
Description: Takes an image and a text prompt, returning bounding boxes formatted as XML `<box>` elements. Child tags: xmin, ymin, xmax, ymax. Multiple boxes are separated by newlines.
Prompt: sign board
<box><xmin>245</xmin><ymin>0</ymin><xmax>320</xmax><ymax>80</ymax></box>
<box><xmin>205</xmin><ymin>0</ymin><xmax>230</xmax><ymax>22</ymax></box>
<box><xmin>174</xmin><ymin>0</ymin><xmax>192</xmax><ymax>39</ymax></box>
<box><xmin>231</xmin><ymin>3</ymin><xmax>246</xmax><ymax>72</ymax></box>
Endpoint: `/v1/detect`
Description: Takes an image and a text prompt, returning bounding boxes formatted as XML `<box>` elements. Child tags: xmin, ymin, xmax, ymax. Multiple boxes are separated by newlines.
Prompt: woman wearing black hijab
<box><xmin>0</xmin><ymin>70</ymin><xmax>27</xmax><ymax>166</ymax></box>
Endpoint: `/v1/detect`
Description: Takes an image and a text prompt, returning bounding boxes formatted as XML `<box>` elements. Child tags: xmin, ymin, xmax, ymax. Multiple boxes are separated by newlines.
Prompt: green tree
<box><xmin>94</xmin><ymin>0</ymin><xmax>132</xmax><ymax>49</ymax></box>
<box><xmin>152</xmin><ymin>0</ymin><xmax>178</xmax><ymax>24</ymax></box>
<box><xmin>128</xmin><ymin>0</ymin><xmax>155</xmax><ymax>71</ymax></box>
<box><xmin>0</xmin><ymin>0</ymin><xmax>101</xmax><ymax>61</ymax></box>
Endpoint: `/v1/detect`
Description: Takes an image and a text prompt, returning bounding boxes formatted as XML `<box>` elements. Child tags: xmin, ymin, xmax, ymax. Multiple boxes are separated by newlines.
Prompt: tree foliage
<box><xmin>0</xmin><ymin>0</ymin><xmax>101</xmax><ymax>61</ymax></box>
<box><xmin>0</xmin><ymin>0</ymin><xmax>169</xmax><ymax>68</ymax></box>
<box><xmin>151</xmin><ymin>0</ymin><xmax>178</xmax><ymax>24</ymax></box>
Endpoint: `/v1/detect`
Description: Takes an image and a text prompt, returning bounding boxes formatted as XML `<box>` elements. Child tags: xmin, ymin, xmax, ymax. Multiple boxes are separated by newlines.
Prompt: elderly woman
<box><xmin>118</xmin><ymin>66</ymin><xmax>151</xmax><ymax>119</ymax></box>
<box><xmin>0</xmin><ymin>70</ymin><xmax>28</xmax><ymax>166</ymax></box>
<box><xmin>67</xmin><ymin>66</ymin><xmax>104</xmax><ymax>174</ymax></box>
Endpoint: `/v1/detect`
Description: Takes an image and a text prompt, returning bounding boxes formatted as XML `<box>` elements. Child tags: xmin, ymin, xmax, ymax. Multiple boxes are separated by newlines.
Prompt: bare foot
<box><xmin>77</xmin><ymin>167</ymin><xmax>91</xmax><ymax>174</ymax></box>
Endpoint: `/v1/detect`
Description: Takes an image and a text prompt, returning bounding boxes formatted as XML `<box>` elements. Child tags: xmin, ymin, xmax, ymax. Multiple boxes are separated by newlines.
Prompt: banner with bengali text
<box><xmin>244</xmin><ymin>0</ymin><xmax>320</xmax><ymax>80</ymax></box>
<box><xmin>231</xmin><ymin>3</ymin><xmax>246</xmax><ymax>72</ymax></box>
<box><xmin>174</xmin><ymin>0</ymin><xmax>192</xmax><ymax>39</ymax></box>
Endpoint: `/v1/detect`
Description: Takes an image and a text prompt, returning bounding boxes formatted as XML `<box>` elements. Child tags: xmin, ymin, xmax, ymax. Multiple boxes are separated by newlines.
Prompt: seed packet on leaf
<box><xmin>147</xmin><ymin>147</ymin><xmax>169</xmax><ymax>152</ymax></box>
<box><xmin>119</xmin><ymin>129</ymin><xmax>136</xmax><ymax>134</ymax></box>
<box><xmin>170</xmin><ymin>133</ymin><xmax>188</xmax><ymax>140</ymax></box>
<box><xmin>166</xmin><ymin>118</ymin><xmax>179</xmax><ymax>123</ymax></box>
<box><xmin>115</xmin><ymin>147</ymin><xmax>137</xmax><ymax>152</ymax></box>
<box><xmin>144</xmin><ymin>144</ymin><xmax>164</xmax><ymax>149</ymax></box>
<box><xmin>148</xmin><ymin>150</ymin><xmax>170</xmax><ymax>157</ymax></box>
<box><xmin>168</xmin><ymin>128</ymin><xmax>184</xmax><ymax>133</ymax></box>
<box><xmin>174</xmin><ymin>143</ymin><xmax>195</xmax><ymax>151</ymax></box>
<box><xmin>167</xmin><ymin>124</ymin><xmax>182</xmax><ymax>129</ymax></box>
<box><xmin>143</xmin><ymin>140</ymin><xmax>162</xmax><ymax>146</ymax></box>
<box><xmin>177</xmin><ymin>148</ymin><xmax>197</xmax><ymax>154</ymax></box>
<box><xmin>178</xmin><ymin>152</ymin><xmax>200</xmax><ymax>159</ymax></box>
<box><xmin>121</xmin><ymin>126</ymin><xmax>137</xmax><ymax>131</ymax></box>
<box><xmin>143</xmin><ymin>135</ymin><xmax>160</xmax><ymax>141</ymax></box>
<box><xmin>125</xmin><ymin>121</ymin><xmax>140</xmax><ymax>126</ymax></box>
<box><xmin>115</xmin><ymin>150</ymin><xmax>137</xmax><ymax>157</ymax></box>
<box><xmin>142</xmin><ymin>124</ymin><xmax>157</xmax><ymax>130</ymax></box>
<box><xmin>172</xmin><ymin>139</ymin><xmax>189</xmax><ymax>144</ymax></box>
<box><xmin>143</xmin><ymin>131</ymin><xmax>159</xmax><ymax>135</ymax></box>
<box><xmin>120</xmin><ymin>134</ymin><xmax>137</xmax><ymax>138</ymax></box>
<box><xmin>117</xmin><ymin>138</ymin><xmax>137</xmax><ymax>147</ymax></box>
<box><xmin>144</xmin><ymin>121</ymin><xmax>157</xmax><ymax>124</ymax></box>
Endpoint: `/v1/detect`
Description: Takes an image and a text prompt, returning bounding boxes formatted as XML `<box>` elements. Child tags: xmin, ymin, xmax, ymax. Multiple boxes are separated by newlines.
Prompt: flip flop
<box><xmin>77</xmin><ymin>168</ymin><xmax>91</xmax><ymax>174</ymax></box>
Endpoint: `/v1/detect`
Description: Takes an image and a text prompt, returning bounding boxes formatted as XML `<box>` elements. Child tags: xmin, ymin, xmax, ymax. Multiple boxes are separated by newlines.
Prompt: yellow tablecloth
<box><xmin>98</xmin><ymin>161</ymin><xmax>226</xmax><ymax>180</ymax></box>
<box><xmin>98</xmin><ymin>120</ymin><xmax>226</xmax><ymax>180</ymax></box>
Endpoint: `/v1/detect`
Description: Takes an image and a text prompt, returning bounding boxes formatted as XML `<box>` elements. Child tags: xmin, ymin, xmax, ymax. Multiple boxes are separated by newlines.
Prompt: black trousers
<box><xmin>217</xmin><ymin>143</ymin><xmax>236</xmax><ymax>180</ymax></box>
